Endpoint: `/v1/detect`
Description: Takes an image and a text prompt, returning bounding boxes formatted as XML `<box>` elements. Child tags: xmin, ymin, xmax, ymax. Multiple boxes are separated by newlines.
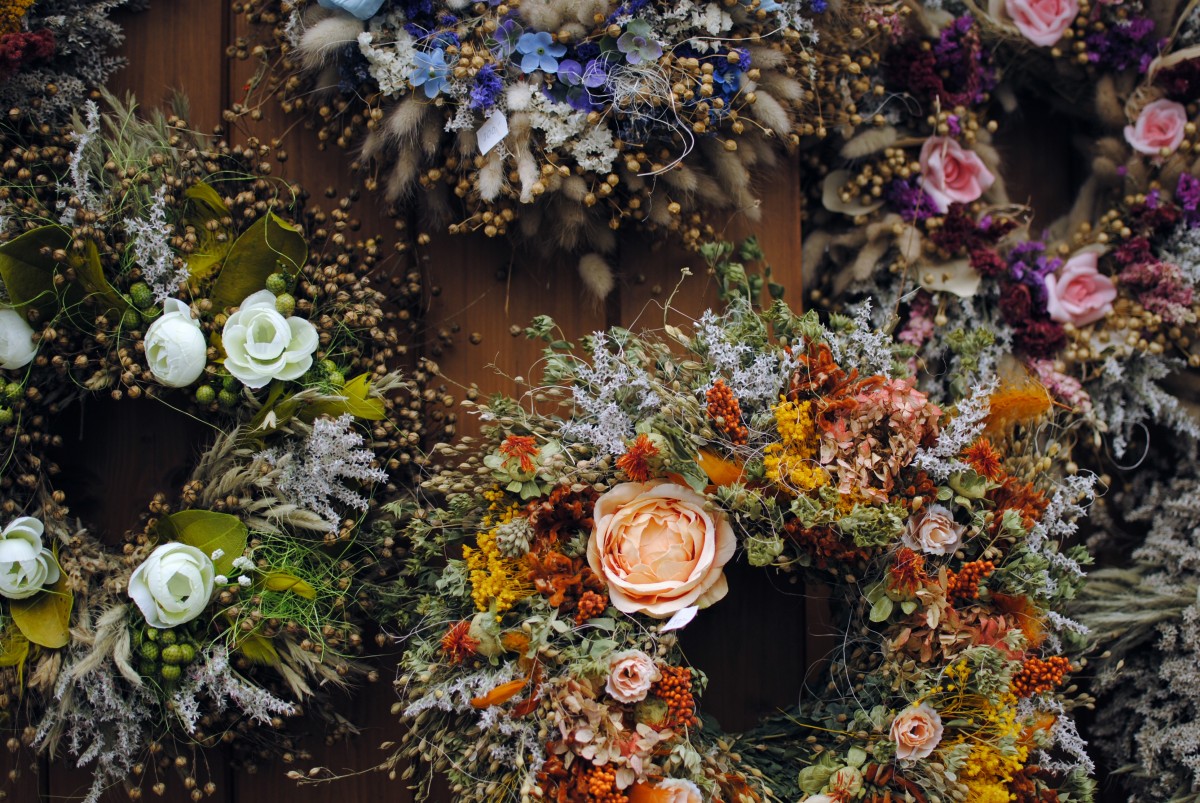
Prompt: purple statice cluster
<box><xmin>887</xmin><ymin>15</ymin><xmax>996</xmax><ymax>108</ymax></box>
<box><xmin>1177</xmin><ymin>173</ymin><xmax>1200</xmax><ymax>226</ymax></box>
<box><xmin>337</xmin><ymin>43</ymin><xmax>373</xmax><ymax>93</ymax></box>
<box><xmin>998</xmin><ymin>242</ymin><xmax>1068</xmax><ymax>359</ymax></box>
<box><xmin>886</xmin><ymin>177</ymin><xmax>940</xmax><ymax>222</ymax></box>
<box><xmin>469</xmin><ymin>63</ymin><xmax>503</xmax><ymax>111</ymax></box>
<box><xmin>1084</xmin><ymin>15</ymin><xmax>1162</xmax><ymax>73</ymax></box>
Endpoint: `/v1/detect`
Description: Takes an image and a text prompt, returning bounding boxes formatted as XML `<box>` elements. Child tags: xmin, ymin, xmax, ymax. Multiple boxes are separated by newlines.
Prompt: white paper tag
<box><xmin>477</xmin><ymin>113</ymin><xmax>509</xmax><ymax>155</ymax></box>
<box><xmin>660</xmin><ymin>606</ymin><xmax>699</xmax><ymax>633</ymax></box>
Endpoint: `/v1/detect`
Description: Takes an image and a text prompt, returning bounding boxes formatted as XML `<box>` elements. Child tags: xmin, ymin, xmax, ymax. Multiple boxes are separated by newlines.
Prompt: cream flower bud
<box><xmin>0</xmin><ymin>517</ymin><xmax>60</xmax><ymax>599</ymax></box>
<box><xmin>222</xmin><ymin>290</ymin><xmax>318</xmax><ymax>389</ymax></box>
<box><xmin>144</xmin><ymin>299</ymin><xmax>207</xmax><ymax>388</ymax></box>
<box><xmin>0</xmin><ymin>307</ymin><xmax>36</xmax><ymax>371</ymax></box>
<box><xmin>128</xmin><ymin>543</ymin><xmax>216</xmax><ymax>628</ymax></box>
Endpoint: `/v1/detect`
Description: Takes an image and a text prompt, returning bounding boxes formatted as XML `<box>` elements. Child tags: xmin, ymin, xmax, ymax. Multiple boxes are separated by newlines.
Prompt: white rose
<box><xmin>901</xmin><ymin>504</ymin><xmax>965</xmax><ymax>556</ymax></box>
<box><xmin>144</xmin><ymin>299</ymin><xmax>207</xmax><ymax>388</ymax></box>
<box><xmin>222</xmin><ymin>290</ymin><xmax>318</xmax><ymax>389</ymax></box>
<box><xmin>0</xmin><ymin>517</ymin><xmax>60</xmax><ymax>599</ymax></box>
<box><xmin>0</xmin><ymin>307</ymin><xmax>36</xmax><ymax>371</ymax></box>
<box><xmin>605</xmin><ymin>649</ymin><xmax>661</xmax><ymax>703</ymax></box>
<box><xmin>128</xmin><ymin>542</ymin><xmax>216</xmax><ymax>628</ymax></box>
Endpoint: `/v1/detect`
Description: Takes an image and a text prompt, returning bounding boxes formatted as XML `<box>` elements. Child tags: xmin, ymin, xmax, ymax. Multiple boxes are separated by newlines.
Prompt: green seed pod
<box><xmin>129</xmin><ymin>282</ymin><xmax>154</xmax><ymax>309</ymax></box>
<box><xmin>265</xmin><ymin>273</ymin><xmax>289</xmax><ymax>294</ymax></box>
<box><xmin>122</xmin><ymin>307</ymin><xmax>141</xmax><ymax>329</ymax></box>
<box><xmin>144</xmin><ymin>628</ymin><xmax>160</xmax><ymax>643</ymax></box>
<box><xmin>138</xmin><ymin>660</ymin><xmax>157</xmax><ymax>678</ymax></box>
<box><xmin>327</xmin><ymin>371</ymin><xmax>345</xmax><ymax>388</ymax></box>
<box><xmin>160</xmin><ymin>664</ymin><xmax>182</xmax><ymax>682</ymax></box>
<box><xmin>140</xmin><ymin>641</ymin><xmax>161</xmax><ymax>662</ymax></box>
<box><xmin>3</xmin><ymin>383</ymin><xmax>21</xmax><ymax>401</ymax></box>
<box><xmin>161</xmin><ymin>645</ymin><xmax>185</xmax><ymax>665</ymax></box>
<box><xmin>218</xmin><ymin>389</ymin><xmax>239</xmax><ymax>408</ymax></box>
<box><xmin>222</xmin><ymin>374</ymin><xmax>239</xmax><ymax>391</ymax></box>
<box><xmin>320</xmin><ymin>359</ymin><xmax>338</xmax><ymax>374</ymax></box>
<box><xmin>0</xmin><ymin>408</ymin><xmax>12</xmax><ymax>426</ymax></box>
<box><xmin>195</xmin><ymin>385</ymin><xmax>216</xmax><ymax>405</ymax></box>
<box><xmin>274</xmin><ymin>293</ymin><xmax>296</xmax><ymax>317</ymax></box>
<box><xmin>176</xmin><ymin>643</ymin><xmax>197</xmax><ymax>665</ymax></box>
<box><xmin>158</xmin><ymin>629</ymin><xmax>177</xmax><ymax>646</ymax></box>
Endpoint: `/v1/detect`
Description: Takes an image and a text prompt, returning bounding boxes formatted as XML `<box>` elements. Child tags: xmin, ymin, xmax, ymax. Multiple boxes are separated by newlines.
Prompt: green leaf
<box><xmin>184</xmin><ymin>182</ymin><xmax>234</xmax><ymax>284</ymax></box>
<box><xmin>868</xmin><ymin>595</ymin><xmax>894</xmax><ymax>623</ymax></box>
<box><xmin>10</xmin><ymin>571</ymin><xmax>73</xmax><ymax>649</ymax></box>
<box><xmin>72</xmin><ymin>239</ymin><xmax>131</xmax><ymax>319</ymax></box>
<box><xmin>211</xmin><ymin>212</ymin><xmax>306</xmax><ymax>309</ymax></box>
<box><xmin>300</xmin><ymin>374</ymin><xmax>387</xmax><ymax>422</ymax></box>
<box><xmin>236</xmin><ymin>633</ymin><xmax>281</xmax><ymax>667</ymax></box>
<box><xmin>263</xmin><ymin>572</ymin><xmax>317</xmax><ymax>600</ymax></box>
<box><xmin>157</xmin><ymin>510</ymin><xmax>248</xmax><ymax>576</ymax></box>
<box><xmin>900</xmin><ymin>599</ymin><xmax>919</xmax><ymax>615</ymax></box>
<box><xmin>0</xmin><ymin>627</ymin><xmax>30</xmax><ymax>687</ymax></box>
<box><xmin>0</xmin><ymin>226</ymin><xmax>77</xmax><ymax>316</ymax></box>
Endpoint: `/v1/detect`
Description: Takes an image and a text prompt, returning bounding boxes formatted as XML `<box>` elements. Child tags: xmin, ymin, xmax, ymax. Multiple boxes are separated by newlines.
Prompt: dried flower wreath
<box><xmin>325</xmin><ymin>253</ymin><xmax>1097</xmax><ymax>803</ymax></box>
<box><xmin>0</xmin><ymin>93</ymin><xmax>451</xmax><ymax>801</ymax></box>
<box><xmin>232</xmin><ymin>0</ymin><xmax>885</xmax><ymax>298</ymax></box>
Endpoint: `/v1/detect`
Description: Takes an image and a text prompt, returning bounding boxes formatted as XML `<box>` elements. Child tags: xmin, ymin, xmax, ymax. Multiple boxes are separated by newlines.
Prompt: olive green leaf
<box><xmin>10</xmin><ymin>570</ymin><xmax>73</xmax><ymax>649</ymax></box>
<box><xmin>0</xmin><ymin>226</ymin><xmax>79</xmax><ymax>316</ymax></box>
<box><xmin>183</xmin><ymin>182</ymin><xmax>233</xmax><ymax>284</ymax></box>
<box><xmin>262</xmin><ymin>572</ymin><xmax>317</xmax><ymax>600</ymax></box>
<box><xmin>211</xmin><ymin>212</ymin><xmax>306</xmax><ymax>309</ymax></box>
<box><xmin>157</xmin><ymin>510</ymin><xmax>248</xmax><ymax>576</ymax></box>
<box><xmin>301</xmin><ymin>374</ymin><xmax>387</xmax><ymax>422</ymax></box>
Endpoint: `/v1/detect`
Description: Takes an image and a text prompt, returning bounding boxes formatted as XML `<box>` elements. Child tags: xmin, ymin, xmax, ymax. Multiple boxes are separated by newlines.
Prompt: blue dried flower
<box><xmin>410</xmin><ymin>49</ymin><xmax>452</xmax><ymax>98</ymax></box>
<box><xmin>616</xmin><ymin>20</ymin><xmax>662</xmax><ymax>66</ymax></box>
<box><xmin>491</xmin><ymin>19</ymin><xmax>523</xmax><ymax>58</ymax></box>
<box><xmin>516</xmin><ymin>31</ymin><xmax>566</xmax><ymax>74</ymax></box>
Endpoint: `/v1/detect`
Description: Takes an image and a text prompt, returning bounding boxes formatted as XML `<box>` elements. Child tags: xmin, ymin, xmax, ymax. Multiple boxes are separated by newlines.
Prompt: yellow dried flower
<box><xmin>763</xmin><ymin>398</ymin><xmax>827</xmax><ymax>494</ymax></box>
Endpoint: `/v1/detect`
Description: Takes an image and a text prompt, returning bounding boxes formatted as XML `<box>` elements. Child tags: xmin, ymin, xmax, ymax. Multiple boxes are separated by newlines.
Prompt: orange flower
<box><xmin>617</xmin><ymin>433</ymin><xmax>660</xmax><ymax>482</ymax></box>
<box><xmin>440</xmin><ymin>620</ymin><xmax>479</xmax><ymax>665</ymax></box>
<box><xmin>696</xmin><ymin>449</ymin><xmax>744</xmax><ymax>487</ymax></box>
<box><xmin>499</xmin><ymin>434</ymin><xmax>540</xmax><ymax>472</ymax></box>
<box><xmin>962</xmin><ymin>437</ymin><xmax>1005</xmax><ymax>482</ymax></box>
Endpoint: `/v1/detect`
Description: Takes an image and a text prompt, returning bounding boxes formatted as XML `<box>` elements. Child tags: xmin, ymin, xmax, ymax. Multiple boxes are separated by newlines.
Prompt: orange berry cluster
<box><xmin>946</xmin><ymin>560</ymin><xmax>995</xmax><ymax>601</ymax></box>
<box><xmin>652</xmin><ymin>666</ymin><xmax>699</xmax><ymax>729</ymax></box>
<box><xmin>1012</xmin><ymin>656</ymin><xmax>1072</xmax><ymax>698</ymax></box>
<box><xmin>706</xmin><ymin>380</ymin><xmax>748</xmax><ymax>445</ymax></box>
<box><xmin>574</xmin><ymin>590</ymin><xmax>608</xmax><ymax>625</ymax></box>
<box><xmin>582</xmin><ymin>764</ymin><xmax>628</xmax><ymax>803</ymax></box>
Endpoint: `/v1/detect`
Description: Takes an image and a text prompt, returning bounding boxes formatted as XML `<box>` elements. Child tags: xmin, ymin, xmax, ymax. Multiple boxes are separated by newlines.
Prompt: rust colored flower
<box><xmin>440</xmin><ymin>620</ymin><xmax>480</xmax><ymax>665</ymax></box>
<box><xmin>888</xmin><ymin>548</ymin><xmax>929</xmax><ymax>596</ymax></box>
<box><xmin>616</xmin><ymin>433</ymin><xmax>660</xmax><ymax>482</ymax></box>
<box><xmin>500</xmin><ymin>434</ymin><xmax>540</xmax><ymax>473</ymax></box>
<box><xmin>526</xmin><ymin>549</ymin><xmax>607</xmax><ymax>617</ymax></box>
<box><xmin>990</xmin><ymin>475</ymin><xmax>1050</xmax><ymax>533</ymax></box>
<box><xmin>1011</xmin><ymin>655</ymin><xmax>1072</xmax><ymax>698</ymax></box>
<box><xmin>946</xmin><ymin>560</ymin><xmax>995</xmax><ymax>601</ymax></box>
<box><xmin>962</xmin><ymin>438</ymin><xmax>1005</xmax><ymax>482</ymax></box>
<box><xmin>527</xmin><ymin>484</ymin><xmax>598</xmax><ymax>547</ymax></box>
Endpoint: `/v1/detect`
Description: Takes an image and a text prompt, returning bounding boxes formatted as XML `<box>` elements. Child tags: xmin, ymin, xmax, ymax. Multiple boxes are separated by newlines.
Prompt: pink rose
<box><xmin>890</xmin><ymin>703</ymin><xmax>944</xmax><ymax>761</ymax></box>
<box><xmin>918</xmin><ymin>137</ymin><xmax>996</xmax><ymax>213</ymax></box>
<box><xmin>1124</xmin><ymin>99</ymin><xmax>1188</xmax><ymax>157</ymax></box>
<box><xmin>588</xmin><ymin>481</ymin><xmax>735</xmax><ymax>618</ymax></box>
<box><xmin>901</xmin><ymin>504</ymin><xmax>964</xmax><ymax>556</ymax></box>
<box><xmin>1044</xmin><ymin>252</ymin><xmax>1117</xmax><ymax>326</ymax></box>
<box><xmin>999</xmin><ymin>0</ymin><xmax>1078</xmax><ymax>46</ymax></box>
<box><xmin>605</xmin><ymin>649</ymin><xmax>662</xmax><ymax>703</ymax></box>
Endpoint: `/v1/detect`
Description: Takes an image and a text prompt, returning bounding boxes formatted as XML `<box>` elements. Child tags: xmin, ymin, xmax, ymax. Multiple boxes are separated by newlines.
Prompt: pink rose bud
<box><xmin>918</xmin><ymin>137</ymin><xmax>996</xmax><ymax>213</ymax></box>
<box><xmin>605</xmin><ymin>649</ymin><xmax>662</xmax><ymax>703</ymax></box>
<box><xmin>1124</xmin><ymin>99</ymin><xmax>1189</xmax><ymax>158</ymax></box>
<box><xmin>1044</xmin><ymin>251</ymin><xmax>1117</xmax><ymax>327</ymax></box>
<box><xmin>998</xmin><ymin>0</ymin><xmax>1078</xmax><ymax>46</ymax></box>
<box><xmin>890</xmin><ymin>703</ymin><xmax>944</xmax><ymax>761</ymax></box>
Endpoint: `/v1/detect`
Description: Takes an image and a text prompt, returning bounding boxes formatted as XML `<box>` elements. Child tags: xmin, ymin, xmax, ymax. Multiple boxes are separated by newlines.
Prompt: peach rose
<box><xmin>1125</xmin><ymin>99</ymin><xmax>1188</xmax><ymax>158</ymax></box>
<box><xmin>901</xmin><ymin>504</ymin><xmax>964</xmax><ymax>556</ymax></box>
<box><xmin>890</xmin><ymin>703</ymin><xmax>944</xmax><ymax>760</ymax></box>
<box><xmin>918</xmin><ymin>137</ymin><xmax>996</xmax><ymax>213</ymax></box>
<box><xmin>1044</xmin><ymin>252</ymin><xmax>1117</xmax><ymax>326</ymax></box>
<box><xmin>628</xmin><ymin>779</ymin><xmax>703</xmax><ymax>803</ymax></box>
<box><xmin>996</xmin><ymin>0</ymin><xmax>1077</xmax><ymax>46</ymax></box>
<box><xmin>606</xmin><ymin>649</ymin><xmax>662</xmax><ymax>703</ymax></box>
<box><xmin>588</xmin><ymin>481</ymin><xmax>735</xmax><ymax>618</ymax></box>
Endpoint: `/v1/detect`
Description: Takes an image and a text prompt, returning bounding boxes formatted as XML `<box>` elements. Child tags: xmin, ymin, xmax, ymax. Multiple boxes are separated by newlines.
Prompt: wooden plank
<box><xmin>0</xmin><ymin>748</ymin><xmax>43</xmax><ymax>803</ymax></box>
<box><xmin>110</xmin><ymin>0</ymin><xmax>229</xmax><ymax>133</ymax></box>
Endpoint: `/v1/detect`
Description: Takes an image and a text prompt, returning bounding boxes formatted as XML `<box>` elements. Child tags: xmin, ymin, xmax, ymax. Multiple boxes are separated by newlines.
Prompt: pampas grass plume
<box><xmin>298</xmin><ymin>15</ymin><xmax>364</xmax><ymax>72</ymax></box>
<box><xmin>578</xmin><ymin>253</ymin><xmax>614</xmax><ymax>300</ymax></box>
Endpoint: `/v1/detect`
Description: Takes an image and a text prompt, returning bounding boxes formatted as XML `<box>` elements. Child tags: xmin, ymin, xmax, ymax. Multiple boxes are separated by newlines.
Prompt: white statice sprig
<box><xmin>171</xmin><ymin>646</ymin><xmax>297</xmax><ymax>734</ymax></box>
<box><xmin>911</xmin><ymin>376</ymin><xmax>997</xmax><ymax>481</ymax></box>
<box><xmin>559</xmin><ymin>332</ymin><xmax>660</xmax><ymax>455</ymax></box>
<box><xmin>259</xmin><ymin>414</ymin><xmax>389</xmax><ymax>532</ymax></box>
<box><xmin>124</xmin><ymin>186</ymin><xmax>185</xmax><ymax>304</ymax></box>
<box><xmin>58</xmin><ymin>99</ymin><xmax>103</xmax><ymax>226</ymax></box>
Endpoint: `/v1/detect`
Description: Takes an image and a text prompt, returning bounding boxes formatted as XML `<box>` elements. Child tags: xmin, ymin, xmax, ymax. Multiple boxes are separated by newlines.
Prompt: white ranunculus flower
<box><xmin>0</xmin><ymin>307</ymin><xmax>36</xmax><ymax>371</ymax></box>
<box><xmin>222</xmin><ymin>290</ymin><xmax>318</xmax><ymax>389</ymax></box>
<box><xmin>317</xmin><ymin>0</ymin><xmax>385</xmax><ymax>18</ymax></box>
<box><xmin>128</xmin><ymin>542</ymin><xmax>216</xmax><ymax>628</ymax></box>
<box><xmin>144</xmin><ymin>299</ymin><xmax>207</xmax><ymax>388</ymax></box>
<box><xmin>0</xmin><ymin>517</ymin><xmax>60</xmax><ymax>599</ymax></box>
